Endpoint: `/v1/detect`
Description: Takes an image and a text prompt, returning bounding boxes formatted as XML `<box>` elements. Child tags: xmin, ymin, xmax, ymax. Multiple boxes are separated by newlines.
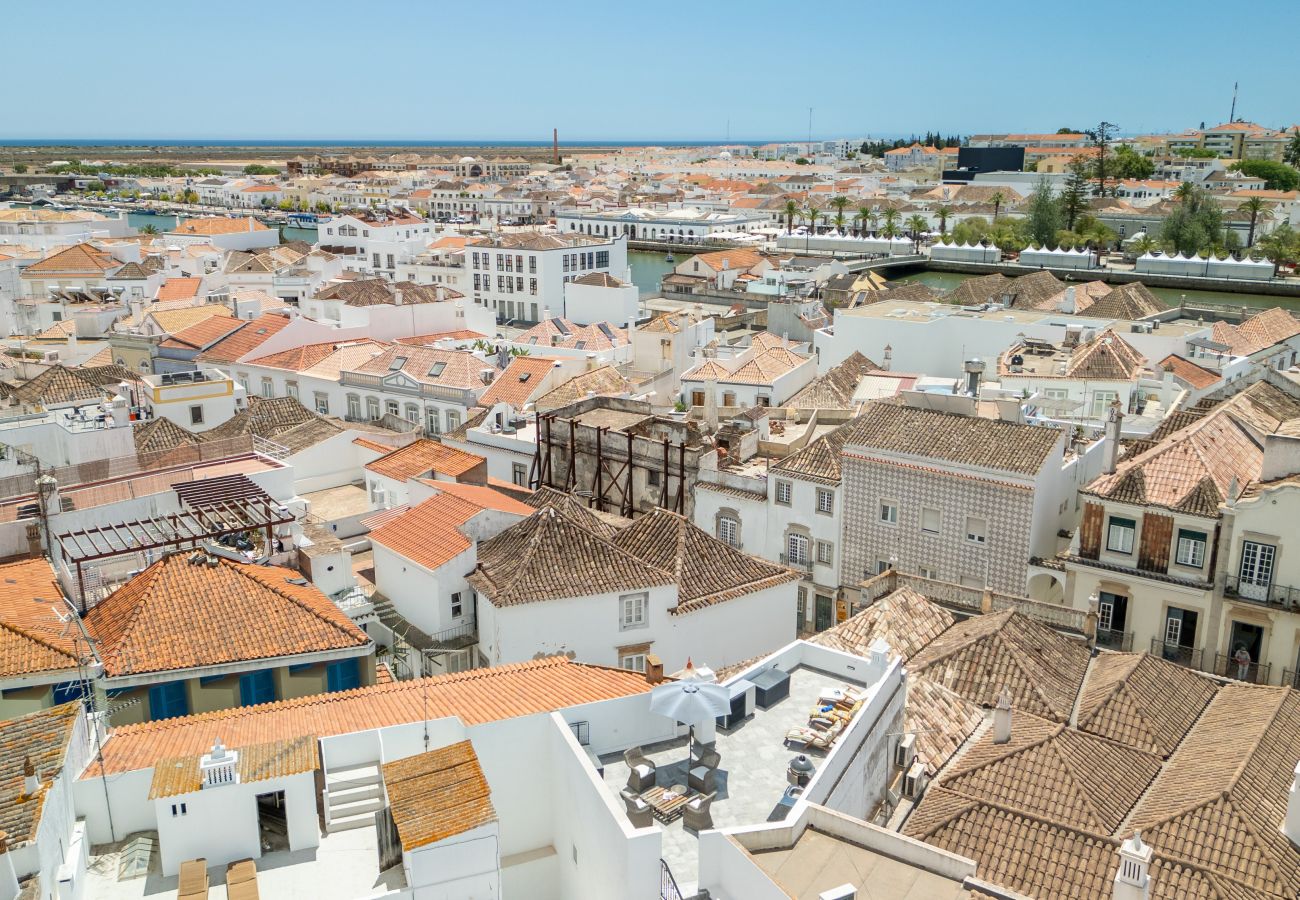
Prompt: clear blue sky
<box><xmin>7</xmin><ymin>0</ymin><xmax>1296</xmax><ymax>142</ymax></box>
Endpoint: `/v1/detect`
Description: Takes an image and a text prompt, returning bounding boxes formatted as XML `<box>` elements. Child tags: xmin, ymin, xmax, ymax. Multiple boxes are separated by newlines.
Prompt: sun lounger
<box><xmin>178</xmin><ymin>858</ymin><xmax>209</xmax><ymax>900</ymax></box>
<box><xmin>226</xmin><ymin>859</ymin><xmax>260</xmax><ymax>900</ymax></box>
<box><xmin>785</xmin><ymin>720</ymin><xmax>843</xmax><ymax>750</ymax></box>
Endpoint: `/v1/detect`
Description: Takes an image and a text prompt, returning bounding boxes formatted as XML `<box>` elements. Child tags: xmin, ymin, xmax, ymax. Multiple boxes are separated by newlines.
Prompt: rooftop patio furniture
<box><xmin>178</xmin><ymin>858</ymin><xmax>209</xmax><ymax>900</ymax></box>
<box><xmin>225</xmin><ymin>859</ymin><xmax>260</xmax><ymax>900</ymax></box>
<box><xmin>818</xmin><ymin>685</ymin><xmax>865</xmax><ymax>707</ymax></box>
<box><xmin>621</xmin><ymin>788</ymin><xmax>653</xmax><ymax>828</ymax></box>
<box><xmin>689</xmin><ymin>761</ymin><xmax>717</xmax><ymax>794</ymax></box>
<box><xmin>642</xmin><ymin>784</ymin><xmax>692</xmax><ymax>823</ymax></box>
<box><xmin>624</xmin><ymin>746</ymin><xmax>657</xmax><ymax>792</ymax></box>
<box><xmin>750</xmin><ymin>667</ymin><xmax>791</xmax><ymax>709</ymax></box>
<box><xmin>683</xmin><ymin>791</ymin><xmax>716</xmax><ymax>832</ymax></box>
<box><xmin>785</xmin><ymin>719</ymin><xmax>843</xmax><ymax>750</ymax></box>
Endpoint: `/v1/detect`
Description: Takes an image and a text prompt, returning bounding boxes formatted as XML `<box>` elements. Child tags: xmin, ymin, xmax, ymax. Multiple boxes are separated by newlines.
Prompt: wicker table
<box><xmin>641</xmin><ymin>784</ymin><xmax>691</xmax><ymax>823</ymax></box>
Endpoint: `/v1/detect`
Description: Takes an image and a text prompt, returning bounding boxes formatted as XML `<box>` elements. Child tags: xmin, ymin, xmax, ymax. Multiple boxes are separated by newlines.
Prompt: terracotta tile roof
<box><xmin>351</xmin><ymin>345</ymin><xmax>493</xmax><ymax>390</ymax></box>
<box><xmin>83</xmin><ymin>554</ymin><xmax>371</xmax><ymax>677</ymax></box>
<box><xmin>246</xmin><ymin>341</ymin><xmax>346</xmax><ymax>372</ymax></box>
<box><xmin>353</xmin><ymin>436</ymin><xmax>393</xmax><ymax>454</ymax></box>
<box><xmin>196</xmin><ymin>313</ymin><xmax>291</xmax><ymax>364</ymax></box>
<box><xmin>1125</xmin><ymin>685</ymin><xmax>1300</xmax><ymax>897</ymax></box>
<box><xmin>811</xmin><ymin>587</ymin><xmax>953</xmax><ymax>661</ymax></box>
<box><xmin>5</xmin><ymin>364</ymin><xmax>108</xmax><ymax>406</ymax></box>
<box><xmin>1158</xmin><ymin>354</ymin><xmax>1221</xmax><ymax>390</ymax></box>
<box><xmin>840</xmin><ymin>403</ymin><xmax>1063</xmax><ymax>477</ymax></box>
<box><xmin>937</xmin><ymin>712</ymin><xmax>1163</xmax><ymax>834</ymax></box>
<box><xmin>1084</xmin><ymin>282</ymin><xmax>1166</xmax><ymax>320</ymax></box>
<box><xmin>0</xmin><ymin>558</ymin><xmax>82</xmax><ymax>679</ymax></box>
<box><xmin>139</xmin><ymin>304</ymin><xmax>232</xmax><ymax>336</ymax></box>
<box><xmin>1085</xmin><ymin>381</ymin><xmax>1300</xmax><ymax>513</ymax></box>
<box><xmin>203</xmin><ymin>396</ymin><xmax>319</xmax><ymax>443</ymax></box>
<box><xmin>156</xmin><ymin>277</ymin><xmax>203</xmax><ymax>302</ymax></box>
<box><xmin>681</xmin><ymin>346</ymin><xmax>809</xmax><ymax>386</ymax></box>
<box><xmin>768</xmin><ymin>417</ymin><xmax>859</xmax><ymax>485</ymax></box>
<box><xmin>522</xmin><ymin>487</ymin><xmax>627</xmax><ymax>540</ymax></box>
<box><xmin>1062</xmin><ymin>329</ymin><xmax>1148</xmax><ymax>380</ymax></box>
<box><xmin>0</xmin><ymin>702</ymin><xmax>83</xmax><ymax>843</ymax></box>
<box><xmin>299</xmin><ymin>340</ymin><xmax>390</xmax><ymax>380</ymax></box>
<box><xmin>160</xmin><ymin>314</ymin><xmax>245</xmax><ymax>351</ymax></box>
<box><xmin>534</xmin><ymin>365</ymin><xmax>630</xmax><ymax>413</ymax></box>
<box><xmin>416</xmin><ymin>481</ymin><xmax>534</xmax><ymax>515</ymax></box>
<box><xmin>171</xmin><ymin>216</ymin><xmax>270</xmax><ymax>235</ymax></box>
<box><xmin>90</xmin><ymin>657</ymin><xmax>653</xmax><ymax>777</ymax></box>
<box><xmin>371</xmin><ymin>487</ymin><xmax>528</xmax><ymax>572</ymax></box>
<box><xmin>383</xmin><ymin>740</ymin><xmax>497</xmax><ymax>850</ymax></box>
<box><xmin>908</xmin><ymin>611</ymin><xmax>1090</xmax><ymax>722</ymax></box>
<box><xmin>516</xmin><ymin>318</ymin><xmax>628</xmax><ymax>352</ymax></box>
<box><xmin>478</xmin><ymin>356</ymin><xmax>557</xmax><ymax>408</ymax></box>
<box><xmin>394</xmin><ymin>330</ymin><xmax>487</xmax><ymax>346</ymax></box>
<box><xmin>22</xmin><ymin>242</ymin><xmax>118</xmax><ymax>277</ymax></box>
<box><xmin>1210</xmin><ymin>307</ymin><xmax>1300</xmax><ymax>357</ymax></box>
<box><xmin>692</xmin><ymin>248</ymin><xmax>766</xmax><ymax>273</ymax></box>
<box><xmin>1075</xmin><ymin>653</ymin><xmax>1217</xmax><ymax>758</ymax></box>
<box><xmin>469</xmin><ymin>508</ymin><xmax>673</xmax><ymax>607</ymax></box>
<box><xmin>906</xmin><ymin>676</ymin><xmax>982</xmax><ymax>776</ymax></box>
<box><xmin>365</xmin><ymin>438</ymin><xmax>484</xmax><ymax>481</ymax></box>
<box><xmin>149</xmin><ymin>734</ymin><xmax>318</xmax><ymax>800</ymax></box>
<box><xmin>784</xmin><ymin>351</ymin><xmax>879</xmax><ymax>410</ymax></box>
<box><xmin>610</xmin><ymin>508</ymin><xmax>800</xmax><ymax>614</ymax></box>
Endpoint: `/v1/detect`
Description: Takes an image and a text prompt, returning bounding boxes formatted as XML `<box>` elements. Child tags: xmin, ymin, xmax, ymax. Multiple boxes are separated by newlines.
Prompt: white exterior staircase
<box><xmin>324</xmin><ymin>762</ymin><xmax>385</xmax><ymax>833</ymax></box>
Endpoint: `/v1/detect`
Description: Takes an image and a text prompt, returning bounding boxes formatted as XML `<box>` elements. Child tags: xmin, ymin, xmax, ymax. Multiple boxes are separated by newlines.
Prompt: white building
<box><xmin>135</xmin><ymin>367</ymin><xmax>244</xmax><ymax>432</ymax></box>
<box><xmin>556</xmin><ymin>206</ymin><xmax>768</xmax><ymax>242</ymax></box>
<box><xmin>562</xmin><ymin>272</ymin><xmax>639</xmax><ymax>327</ymax></box>
<box><xmin>467</xmin><ymin>231</ymin><xmax>627</xmax><ymax>326</ymax></box>
<box><xmin>317</xmin><ymin>211</ymin><xmax>433</xmax><ymax>278</ymax></box>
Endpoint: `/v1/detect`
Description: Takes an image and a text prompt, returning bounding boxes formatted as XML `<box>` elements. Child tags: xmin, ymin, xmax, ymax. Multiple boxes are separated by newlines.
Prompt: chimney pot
<box><xmin>1113</xmin><ymin>831</ymin><xmax>1153</xmax><ymax>900</ymax></box>
<box><xmin>993</xmin><ymin>689</ymin><xmax>1012</xmax><ymax>744</ymax></box>
<box><xmin>1102</xmin><ymin>402</ymin><xmax>1124</xmax><ymax>475</ymax></box>
<box><xmin>22</xmin><ymin>757</ymin><xmax>38</xmax><ymax>796</ymax></box>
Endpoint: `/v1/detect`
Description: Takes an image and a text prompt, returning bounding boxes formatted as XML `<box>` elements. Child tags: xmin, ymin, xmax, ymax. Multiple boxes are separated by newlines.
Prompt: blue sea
<box><xmin>0</xmin><ymin>138</ymin><xmax>782</xmax><ymax>148</ymax></box>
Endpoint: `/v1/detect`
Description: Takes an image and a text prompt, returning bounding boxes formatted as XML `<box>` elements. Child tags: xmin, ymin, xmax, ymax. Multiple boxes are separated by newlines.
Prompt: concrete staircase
<box><xmin>324</xmin><ymin>762</ymin><xmax>385</xmax><ymax>833</ymax></box>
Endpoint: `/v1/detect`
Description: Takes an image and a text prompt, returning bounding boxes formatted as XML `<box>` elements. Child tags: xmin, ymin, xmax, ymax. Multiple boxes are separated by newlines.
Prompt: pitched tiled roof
<box><xmin>516</xmin><ymin>318</ymin><xmax>628</xmax><ymax>352</ymax></box>
<box><xmin>365</xmin><ymin>438</ymin><xmax>484</xmax><ymax>481</ymax></box>
<box><xmin>156</xmin><ymin>277</ymin><xmax>203</xmax><ymax>302</ymax></box>
<box><xmin>534</xmin><ymin>366</ymin><xmax>629</xmax><ymax>413</ymax></box>
<box><xmin>0</xmin><ymin>558</ymin><xmax>82</xmax><ymax>679</ymax></box>
<box><xmin>907</xmin><ymin>610</ymin><xmax>1090</xmax><ymax>722</ymax></box>
<box><xmin>132</xmin><ymin>415</ymin><xmax>203</xmax><ymax>454</ymax></box>
<box><xmin>5</xmin><ymin>364</ymin><xmax>107</xmax><ymax>406</ymax></box>
<box><xmin>478</xmin><ymin>356</ymin><xmax>557</xmax><ymax>408</ymax></box>
<box><xmin>159</xmin><ymin>314</ymin><xmax>245</xmax><ymax>351</ymax></box>
<box><xmin>1210</xmin><ymin>307</ymin><xmax>1300</xmax><ymax>357</ymax></box>
<box><xmin>196</xmin><ymin>313</ymin><xmax>291</xmax><ymax>364</ymax></box>
<box><xmin>784</xmin><ymin>351</ymin><xmax>879</xmax><ymax>410</ymax></box>
<box><xmin>383</xmin><ymin>740</ymin><xmax>497</xmax><ymax>850</ymax></box>
<box><xmin>171</xmin><ymin>216</ymin><xmax>270</xmax><ymax>235</ymax></box>
<box><xmin>138</xmin><ymin>304</ymin><xmax>232</xmax><ymax>335</ymax></box>
<box><xmin>1124</xmin><ymin>685</ymin><xmax>1300</xmax><ymax>898</ymax></box>
<box><xmin>203</xmin><ymin>396</ymin><xmax>319</xmax><ymax>442</ymax></box>
<box><xmin>1064</xmin><ymin>329</ymin><xmax>1148</xmax><ymax>380</ymax></box>
<box><xmin>1075</xmin><ymin>653</ymin><xmax>1217</xmax><ymax>758</ymax></box>
<box><xmin>522</xmin><ymin>486</ymin><xmax>627</xmax><ymax>540</ymax></box>
<box><xmin>811</xmin><ymin>587</ymin><xmax>953</xmax><ymax>661</ymax></box>
<box><xmin>1085</xmin><ymin>281</ymin><xmax>1166</xmax><ymax>320</ymax></box>
<box><xmin>936</xmin><ymin>712</ymin><xmax>1162</xmax><ymax>834</ymax></box>
<box><xmin>90</xmin><ymin>657</ymin><xmax>654</xmax><ymax>777</ymax></box>
<box><xmin>22</xmin><ymin>242</ymin><xmax>117</xmax><ymax>277</ymax></box>
<box><xmin>149</xmin><ymin>735</ymin><xmax>318</xmax><ymax>800</ymax></box>
<box><xmin>469</xmin><ymin>508</ymin><xmax>673</xmax><ymax>607</ymax></box>
<box><xmin>0</xmin><ymin>703</ymin><xmax>83</xmax><ymax>843</ymax></box>
<box><xmin>351</xmin><ymin>345</ymin><xmax>493</xmax><ymax>390</ymax></box>
<box><xmin>768</xmin><ymin>417</ymin><xmax>861</xmax><ymax>485</ymax></box>
<box><xmin>840</xmin><ymin>403</ymin><xmax>1063</xmax><ymax>476</ymax></box>
<box><xmin>610</xmin><ymin>508</ymin><xmax>799</xmax><ymax>614</ymax></box>
<box><xmin>84</xmin><ymin>554</ymin><xmax>371</xmax><ymax>677</ymax></box>
<box><xmin>1158</xmin><ymin>354</ymin><xmax>1222</xmax><ymax>390</ymax></box>
<box><xmin>371</xmin><ymin>486</ymin><xmax>530</xmax><ymax>572</ymax></box>
<box><xmin>244</xmin><ymin>341</ymin><xmax>341</xmax><ymax>372</ymax></box>
<box><xmin>906</xmin><ymin>676</ymin><xmax>982</xmax><ymax>776</ymax></box>
<box><xmin>1084</xmin><ymin>381</ymin><xmax>1300</xmax><ymax>513</ymax></box>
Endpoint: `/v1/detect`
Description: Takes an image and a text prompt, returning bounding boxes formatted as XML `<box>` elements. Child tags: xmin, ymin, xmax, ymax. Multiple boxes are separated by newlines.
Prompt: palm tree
<box><xmin>867</xmin><ymin>210</ymin><xmax>881</xmax><ymax>235</ymax></box>
<box><xmin>1174</xmin><ymin>181</ymin><xmax>1196</xmax><ymax>204</ymax></box>
<box><xmin>935</xmin><ymin>204</ymin><xmax>954</xmax><ymax>234</ymax></box>
<box><xmin>881</xmin><ymin>206</ymin><xmax>901</xmax><ymax>239</ymax></box>
<box><xmin>906</xmin><ymin>214</ymin><xmax>929</xmax><ymax>251</ymax></box>
<box><xmin>1242</xmin><ymin>196</ymin><xmax>1268</xmax><ymax>247</ymax></box>
<box><xmin>990</xmin><ymin>191</ymin><xmax>1005</xmax><ymax>221</ymax></box>
<box><xmin>802</xmin><ymin>203</ymin><xmax>820</xmax><ymax>234</ymax></box>
<box><xmin>139</xmin><ymin>224</ymin><xmax>159</xmax><ymax>235</ymax></box>
<box><xmin>856</xmin><ymin>205</ymin><xmax>871</xmax><ymax>237</ymax></box>
<box><xmin>783</xmin><ymin>199</ymin><xmax>799</xmax><ymax>234</ymax></box>
<box><xmin>1130</xmin><ymin>234</ymin><xmax>1158</xmax><ymax>257</ymax></box>
<box><xmin>830</xmin><ymin>196</ymin><xmax>850</xmax><ymax>234</ymax></box>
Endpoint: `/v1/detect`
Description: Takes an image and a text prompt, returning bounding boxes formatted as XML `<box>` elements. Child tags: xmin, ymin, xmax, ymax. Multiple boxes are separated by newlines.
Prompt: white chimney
<box><xmin>1102</xmin><ymin>402</ymin><xmax>1124</xmax><ymax>475</ymax></box>
<box><xmin>1284</xmin><ymin>761</ymin><xmax>1300</xmax><ymax>847</ymax></box>
<box><xmin>1060</xmin><ymin>286</ymin><xmax>1077</xmax><ymax>314</ymax></box>
<box><xmin>882</xmin><ymin>344</ymin><xmax>892</xmax><ymax>371</ymax></box>
<box><xmin>22</xmin><ymin>757</ymin><xmax>38</xmax><ymax>796</ymax></box>
<box><xmin>993</xmin><ymin>688</ymin><xmax>1012</xmax><ymax>744</ymax></box>
<box><xmin>1112</xmin><ymin>832</ymin><xmax>1152</xmax><ymax>900</ymax></box>
<box><xmin>200</xmin><ymin>738</ymin><xmax>239</xmax><ymax>788</ymax></box>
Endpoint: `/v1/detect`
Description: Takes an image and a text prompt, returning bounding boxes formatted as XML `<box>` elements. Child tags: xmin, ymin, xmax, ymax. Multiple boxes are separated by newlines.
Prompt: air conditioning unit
<box><xmin>895</xmin><ymin>733</ymin><xmax>916</xmax><ymax>770</ymax></box>
<box><xmin>902</xmin><ymin>761</ymin><xmax>929</xmax><ymax>801</ymax></box>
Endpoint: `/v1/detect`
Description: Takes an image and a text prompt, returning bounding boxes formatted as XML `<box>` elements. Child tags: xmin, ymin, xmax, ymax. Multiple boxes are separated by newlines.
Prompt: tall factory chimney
<box><xmin>553</xmin><ymin>128</ymin><xmax>560</xmax><ymax>165</ymax></box>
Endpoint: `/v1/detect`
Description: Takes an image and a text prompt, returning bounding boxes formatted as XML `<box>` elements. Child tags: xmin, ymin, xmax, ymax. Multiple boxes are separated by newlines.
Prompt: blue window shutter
<box><xmin>148</xmin><ymin>681</ymin><xmax>190</xmax><ymax>720</ymax></box>
<box><xmin>326</xmin><ymin>658</ymin><xmax>361</xmax><ymax>693</ymax></box>
<box><xmin>239</xmin><ymin>670</ymin><xmax>277</xmax><ymax>707</ymax></box>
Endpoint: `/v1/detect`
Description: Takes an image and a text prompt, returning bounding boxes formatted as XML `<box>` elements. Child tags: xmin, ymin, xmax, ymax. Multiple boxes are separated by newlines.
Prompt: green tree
<box><xmin>1230</xmin><ymin>159</ymin><xmax>1300</xmax><ymax>192</ymax></box>
<box><xmin>1174</xmin><ymin>147</ymin><xmax>1217</xmax><ymax>159</ymax></box>
<box><xmin>1285</xmin><ymin>131</ymin><xmax>1300</xmax><ymax>168</ymax></box>
<box><xmin>989</xmin><ymin>191</ymin><xmax>1005</xmax><ymax>221</ymax></box>
<box><xmin>139</xmin><ymin>224</ymin><xmax>159</xmax><ymax>235</ymax></box>
<box><xmin>881</xmin><ymin>206</ymin><xmax>901</xmax><ymax>239</ymax></box>
<box><xmin>1173</xmin><ymin>181</ymin><xmax>1196</xmax><ymax>204</ymax></box>
<box><xmin>1160</xmin><ymin>185</ymin><xmax>1226</xmax><ymax>254</ymax></box>
<box><xmin>12</xmin><ymin>163</ymin><xmax>26</xmax><ymax>174</ymax></box>
<box><xmin>855</xmin><ymin>205</ymin><xmax>871</xmax><ymax>237</ymax></box>
<box><xmin>243</xmin><ymin>164</ymin><xmax>280</xmax><ymax>175</ymax></box>
<box><xmin>1025</xmin><ymin>178</ymin><xmax>1063</xmax><ymax>247</ymax></box>
<box><xmin>830</xmin><ymin>195</ymin><xmax>850</xmax><ymax>233</ymax></box>
<box><xmin>935</xmin><ymin>204</ymin><xmax>953</xmax><ymax>234</ymax></box>
<box><xmin>1129</xmin><ymin>234</ymin><xmax>1158</xmax><ymax>256</ymax></box>
<box><xmin>1111</xmin><ymin>144</ymin><xmax>1155</xmax><ymax>180</ymax></box>
<box><xmin>802</xmin><ymin>203</ymin><xmax>820</xmax><ymax>233</ymax></box>
<box><xmin>1255</xmin><ymin>224</ymin><xmax>1298</xmax><ymax>273</ymax></box>
<box><xmin>951</xmin><ymin>216</ymin><xmax>991</xmax><ymax>246</ymax></box>
<box><xmin>1086</xmin><ymin>121</ymin><xmax>1119</xmax><ymax>195</ymax></box>
<box><xmin>867</xmin><ymin>209</ymin><xmax>881</xmax><ymax>234</ymax></box>
<box><xmin>1240</xmin><ymin>196</ymin><xmax>1269</xmax><ymax>247</ymax></box>
<box><xmin>1060</xmin><ymin>157</ymin><xmax>1091</xmax><ymax>231</ymax></box>
<box><xmin>794</xmin><ymin>157</ymin><xmax>810</xmax><ymax>165</ymax></box>
<box><xmin>783</xmin><ymin>199</ymin><xmax>798</xmax><ymax>234</ymax></box>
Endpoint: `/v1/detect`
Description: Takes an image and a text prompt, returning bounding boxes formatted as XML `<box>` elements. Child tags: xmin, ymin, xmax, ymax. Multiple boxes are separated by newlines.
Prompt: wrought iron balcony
<box><xmin>1149</xmin><ymin>638</ymin><xmax>1203</xmax><ymax>671</ymax></box>
<box><xmin>1095</xmin><ymin>627</ymin><xmax>1133</xmax><ymax>652</ymax></box>
<box><xmin>780</xmin><ymin>553</ymin><xmax>812</xmax><ymax>572</ymax></box>
<box><xmin>1213</xmin><ymin>652</ymin><xmax>1272</xmax><ymax>685</ymax></box>
<box><xmin>1223</xmin><ymin>575</ymin><xmax>1300</xmax><ymax>611</ymax></box>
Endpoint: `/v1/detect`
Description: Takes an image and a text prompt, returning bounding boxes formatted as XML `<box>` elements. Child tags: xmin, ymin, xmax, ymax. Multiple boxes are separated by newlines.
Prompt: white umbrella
<box><xmin>649</xmin><ymin>679</ymin><xmax>731</xmax><ymax>758</ymax></box>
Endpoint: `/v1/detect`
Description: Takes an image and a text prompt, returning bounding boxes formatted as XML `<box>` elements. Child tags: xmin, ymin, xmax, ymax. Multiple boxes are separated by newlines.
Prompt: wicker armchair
<box><xmin>624</xmin><ymin>746</ymin><xmax>657</xmax><ymax>792</ymax></box>
<box><xmin>620</xmin><ymin>788</ymin><xmax>653</xmax><ymax>828</ymax></box>
<box><xmin>683</xmin><ymin>791</ymin><xmax>716</xmax><ymax>832</ymax></box>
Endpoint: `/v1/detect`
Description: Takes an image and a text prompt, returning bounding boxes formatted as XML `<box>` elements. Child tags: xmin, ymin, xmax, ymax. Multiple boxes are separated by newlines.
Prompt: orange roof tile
<box><xmin>172</xmin><ymin>216</ymin><xmax>270</xmax><ymax>235</ymax></box>
<box><xmin>196</xmin><ymin>313</ymin><xmax>291</xmax><ymax>364</ymax></box>
<box><xmin>22</xmin><ymin>242</ymin><xmax>118</xmax><ymax>277</ymax></box>
<box><xmin>478</xmin><ymin>356</ymin><xmax>557</xmax><ymax>408</ymax></box>
<box><xmin>352</xmin><ymin>436</ymin><xmax>394</xmax><ymax>454</ymax></box>
<box><xmin>0</xmin><ymin>558</ymin><xmax>82</xmax><ymax>679</ymax></box>
<box><xmin>246</xmin><ymin>341</ymin><xmax>341</xmax><ymax>372</ymax></box>
<box><xmin>365</xmin><ymin>439</ymin><xmax>484</xmax><ymax>481</ymax></box>
<box><xmin>384</xmin><ymin>741</ymin><xmax>497</xmax><ymax>849</ymax></box>
<box><xmin>159</xmin><ymin>314</ymin><xmax>245</xmax><ymax>350</ymax></box>
<box><xmin>83</xmin><ymin>555</ymin><xmax>370</xmax><ymax>677</ymax></box>
<box><xmin>416</xmin><ymin>481</ymin><xmax>534</xmax><ymax>515</ymax></box>
<box><xmin>1158</xmin><ymin>355</ymin><xmax>1221</xmax><ymax>391</ymax></box>
<box><xmin>89</xmin><ymin>657</ymin><xmax>653</xmax><ymax>776</ymax></box>
<box><xmin>155</xmin><ymin>277</ymin><xmax>203</xmax><ymax>302</ymax></box>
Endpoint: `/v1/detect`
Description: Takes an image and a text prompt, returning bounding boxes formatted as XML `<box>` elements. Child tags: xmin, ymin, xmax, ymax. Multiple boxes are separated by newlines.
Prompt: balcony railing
<box><xmin>1213</xmin><ymin>652</ymin><xmax>1272</xmax><ymax>685</ymax></box>
<box><xmin>1283</xmin><ymin>668</ymin><xmax>1300</xmax><ymax>690</ymax></box>
<box><xmin>780</xmin><ymin>553</ymin><xmax>812</xmax><ymax>572</ymax></box>
<box><xmin>1223</xmin><ymin>575</ymin><xmax>1300</xmax><ymax>611</ymax></box>
<box><xmin>1095</xmin><ymin>628</ymin><xmax>1134</xmax><ymax>652</ymax></box>
<box><xmin>1149</xmin><ymin>638</ymin><xmax>1203</xmax><ymax>671</ymax></box>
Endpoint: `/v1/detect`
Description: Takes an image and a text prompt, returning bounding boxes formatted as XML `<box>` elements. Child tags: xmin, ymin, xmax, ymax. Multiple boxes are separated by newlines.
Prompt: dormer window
<box><xmin>428</xmin><ymin>361</ymin><xmax>447</xmax><ymax>377</ymax></box>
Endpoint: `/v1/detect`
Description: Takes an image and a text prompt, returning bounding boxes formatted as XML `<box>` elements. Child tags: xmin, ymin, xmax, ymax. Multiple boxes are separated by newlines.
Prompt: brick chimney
<box><xmin>644</xmin><ymin>654</ymin><xmax>664</xmax><ymax>684</ymax></box>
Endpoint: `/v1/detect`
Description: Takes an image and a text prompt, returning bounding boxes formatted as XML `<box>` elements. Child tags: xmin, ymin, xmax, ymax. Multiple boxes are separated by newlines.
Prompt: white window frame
<box><xmin>921</xmin><ymin>507</ymin><xmax>941</xmax><ymax>535</ymax></box>
<box><xmin>816</xmin><ymin>488</ymin><xmax>834</xmax><ymax>515</ymax></box>
<box><xmin>1175</xmin><ymin>530</ymin><xmax>1206</xmax><ymax>568</ymax></box>
<box><xmin>619</xmin><ymin>652</ymin><xmax>647</xmax><ymax>673</ymax></box>
<box><xmin>619</xmin><ymin>592</ymin><xmax>648</xmax><ymax>631</ymax></box>
<box><xmin>786</xmin><ymin>532</ymin><xmax>809</xmax><ymax>566</ymax></box>
<box><xmin>775</xmin><ymin>480</ymin><xmax>792</xmax><ymax>506</ymax></box>
<box><xmin>879</xmin><ymin>501</ymin><xmax>898</xmax><ymax>525</ymax></box>
<box><xmin>717</xmin><ymin>515</ymin><xmax>739</xmax><ymax>547</ymax></box>
<box><xmin>816</xmin><ymin>540</ymin><xmax>834</xmax><ymax>566</ymax></box>
<box><xmin>1106</xmin><ymin>517</ymin><xmax>1135</xmax><ymax>554</ymax></box>
<box><xmin>965</xmin><ymin>516</ymin><xmax>987</xmax><ymax>545</ymax></box>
